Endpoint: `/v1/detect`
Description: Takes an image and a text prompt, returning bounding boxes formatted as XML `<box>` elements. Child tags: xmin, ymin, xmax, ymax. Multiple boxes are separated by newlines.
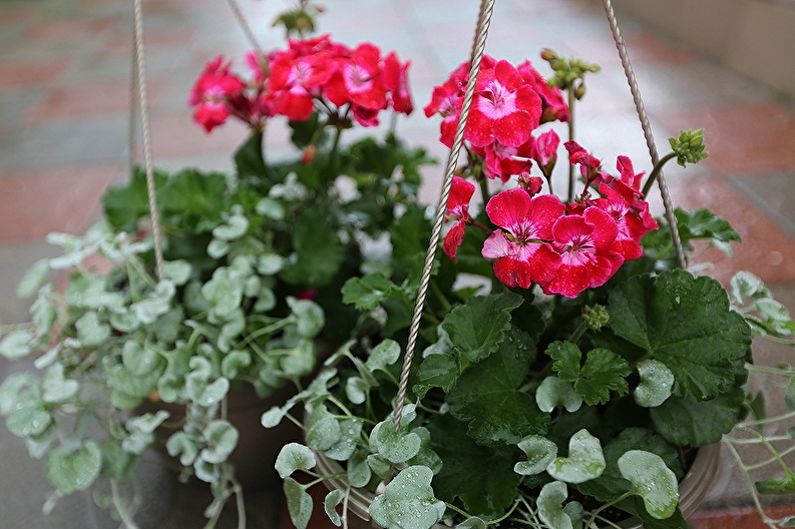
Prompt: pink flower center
<box><xmin>556</xmin><ymin>234</ymin><xmax>596</xmax><ymax>266</ymax></box>
<box><xmin>289</xmin><ymin>61</ymin><xmax>313</xmax><ymax>85</ymax></box>
<box><xmin>344</xmin><ymin>64</ymin><xmax>374</xmax><ymax>94</ymax></box>
<box><xmin>510</xmin><ymin>222</ymin><xmax>538</xmax><ymax>245</ymax></box>
<box><xmin>478</xmin><ymin>81</ymin><xmax>517</xmax><ymax>119</ymax></box>
<box><xmin>205</xmin><ymin>85</ymin><xmax>226</xmax><ymax>103</ymax></box>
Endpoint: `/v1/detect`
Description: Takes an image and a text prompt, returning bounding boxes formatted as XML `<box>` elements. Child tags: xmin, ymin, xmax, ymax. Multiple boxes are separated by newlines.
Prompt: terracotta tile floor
<box><xmin>1</xmin><ymin>0</ymin><xmax>794</xmax><ymax>527</ymax></box>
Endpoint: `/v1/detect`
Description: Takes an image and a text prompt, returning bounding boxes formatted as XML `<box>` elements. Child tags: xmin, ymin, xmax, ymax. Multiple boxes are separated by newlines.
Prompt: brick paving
<box><xmin>1</xmin><ymin>0</ymin><xmax>794</xmax><ymax>527</ymax></box>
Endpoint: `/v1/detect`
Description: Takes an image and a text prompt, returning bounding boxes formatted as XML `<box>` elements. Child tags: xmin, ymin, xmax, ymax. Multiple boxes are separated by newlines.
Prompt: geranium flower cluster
<box><xmin>189</xmin><ymin>35</ymin><xmax>413</xmax><ymax>133</ymax></box>
<box><xmin>443</xmin><ymin>141</ymin><xmax>658</xmax><ymax>298</ymax></box>
<box><xmin>424</xmin><ymin>55</ymin><xmax>568</xmax><ymax>182</ymax></box>
<box><xmin>431</xmin><ymin>58</ymin><xmax>658</xmax><ymax>298</ymax></box>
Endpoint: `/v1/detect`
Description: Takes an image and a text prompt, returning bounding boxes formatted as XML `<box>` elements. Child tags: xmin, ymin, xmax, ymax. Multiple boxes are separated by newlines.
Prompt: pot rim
<box><xmin>314</xmin><ymin>442</ymin><xmax>721</xmax><ymax>528</ymax></box>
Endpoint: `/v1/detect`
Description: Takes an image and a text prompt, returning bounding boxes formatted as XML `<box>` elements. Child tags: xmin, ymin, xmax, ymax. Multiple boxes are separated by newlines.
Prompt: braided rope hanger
<box><xmin>392</xmin><ymin>0</ymin><xmax>687</xmax><ymax>430</ymax></box>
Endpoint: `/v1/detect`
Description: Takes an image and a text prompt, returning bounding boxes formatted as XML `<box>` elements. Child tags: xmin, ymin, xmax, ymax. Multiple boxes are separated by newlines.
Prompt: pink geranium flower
<box><xmin>482</xmin><ymin>189</ymin><xmax>563</xmax><ymax>288</ymax></box>
<box><xmin>443</xmin><ymin>177</ymin><xmax>476</xmax><ymax>259</ymax></box>
<box><xmin>595</xmin><ymin>156</ymin><xmax>658</xmax><ymax>259</ymax></box>
<box><xmin>268</xmin><ymin>51</ymin><xmax>335</xmax><ymax>121</ymax></box>
<box><xmin>517</xmin><ymin>60</ymin><xmax>569</xmax><ymax>123</ymax></box>
<box><xmin>530</xmin><ymin>130</ymin><xmax>560</xmax><ymax>174</ymax></box>
<box><xmin>481</xmin><ymin>140</ymin><xmax>533</xmax><ymax>182</ymax></box>
<box><xmin>424</xmin><ymin>80</ymin><xmax>462</xmax><ymax>147</ymax></box>
<box><xmin>326</xmin><ymin>43</ymin><xmax>388</xmax><ymax>111</ymax></box>
<box><xmin>383</xmin><ymin>52</ymin><xmax>413</xmax><ymax>115</ymax></box>
<box><xmin>189</xmin><ymin>56</ymin><xmax>246</xmax><ymax>133</ymax></box>
<box><xmin>544</xmin><ymin>207</ymin><xmax>623</xmax><ymax>298</ymax></box>
<box><xmin>565</xmin><ymin>141</ymin><xmax>601</xmax><ymax>178</ymax></box>
<box><xmin>466</xmin><ymin>60</ymin><xmax>543</xmax><ymax>148</ymax></box>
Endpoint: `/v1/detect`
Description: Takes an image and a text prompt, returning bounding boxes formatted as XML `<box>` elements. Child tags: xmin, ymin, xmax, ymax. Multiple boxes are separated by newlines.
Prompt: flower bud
<box><xmin>574</xmin><ymin>83</ymin><xmax>587</xmax><ymax>100</ymax></box>
<box><xmin>302</xmin><ymin>145</ymin><xmax>316</xmax><ymax>165</ymax></box>
<box><xmin>541</xmin><ymin>48</ymin><xmax>558</xmax><ymax>62</ymax></box>
<box><xmin>583</xmin><ymin>304</ymin><xmax>609</xmax><ymax>331</ymax></box>
<box><xmin>669</xmin><ymin>129</ymin><xmax>708</xmax><ymax>167</ymax></box>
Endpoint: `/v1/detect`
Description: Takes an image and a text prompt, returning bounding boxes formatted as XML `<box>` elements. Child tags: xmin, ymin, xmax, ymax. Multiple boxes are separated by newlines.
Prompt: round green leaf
<box><xmin>221</xmin><ymin>350</ymin><xmax>251</xmax><ymax>379</ymax></box>
<box><xmin>288</xmin><ymin>298</ymin><xmax>325</xmax><ymax>337</ymax></box>
<box><xmin>324</xmin><ymin>418</ymin><xmax>363</xmax><ymax>462</ymax></box>
<box><xmin>275</xmin><ymin>442</ymin><xmax>316</xmax><ymax>479</ymax></box>
<box><xmin>256</xmin><ymin>197</ymin><xmax>285</xmax><ymax>220</ymax></box>
<box><xmin>6</xmin><ymin>392</ymin><xmax>51</xmax><ymax>437</ymax></box>
<box><xmin>634</xmin><ymin>360</ymin><xmax>674</xmax><ymax>408</ymax></box>
<box><xmin>369</xmin><ymin>419</ymin><xmax>422</xmax><ymax>464</ymax></box>
<box><xmin>618</xmin><ymin>450</ymin><xmax>679</xmax><ymax>519</ymax></box>
<box><xmin>163</xmin><ymin>260</ymin><xmax>192</xmax><ymax>286</ymax></box>
<box><xmin>280</xmin><ymin>340</ymin><xmax>316</xmax><ymax>377</ymax></box>
<box><xmin>284</xmin><ymin>477</ymin><xmax>313</xmax><ymax>529</ymax></box>
<box><xmin>515</xmin><ymin>435</ymin><xmax>558</xmax><ymax>476</ymax></box>
<box><xmin>366</xmin><ymin>339</ymin><xmax>401</xmax><ymax>373</ymax></box>
<box><xmin>46</xmin><ymin>441</ymin><xmax>102</xmax><ymax>494</ymax></box>
<box><xmin>0</xmin><ymin>373</ymin><xmax>31</xmax><ymax>414</ymax></box>
<box><xmin>369</xmin><ymin>466</ymin><xmax>446</xmax><ymax>529</ymax></box>
<box><xmin>306</xmin><ymin>405</ymin><xmax>342</xmax><ymax>451</ymax></box>
<box><xmin>547</xmin><ymin>429</ymin><xmax>606</xmax><ymax>484</ymax></box>
<box><xmin>536</xmin><ymin>376</ymin><xmax>583</xmax><ymax>413</ymax></box>
<box><xmin>324</xmin><ymin>489</ymin><xmax>344</xmax><ymax>527</ymax></box>
<box><xmin>258</xmin><ymin>254</ymin><xmax>284</xmax><ymax>275</ymax></box>
<box><xmin>166</xmin><ymin>431</ymin><xmax>198</xmax><ymax>466</ymax></box>
<box><xmin>537</xmin><ymin>481</ymin><xmax>573</xmax><ymax>529</ymax></box>
<box><xmin>42</xmin><ymin>364</ymin><xmax>79</xmax><ymax>404</ymax></box>
<box><xmin>0</xmin><ymin>329</ymin><xmax>33</xmax><ymax>359</ymax></box>
<box><xmin>345</xmin><ymin>376</ymin><xmax>369</xmax><ymax>405</ymax></box>
<box><xmin>16</xmin><ymin>258</ymin><xmax>50</xmax><ymax>298</ymax></box>
<box><xmin>122</xmin><ymin>341</ymin><xmax>161</xmax><ymax>376</ymax></box>
<box><xmin>200</xmin><ymin>420</ymin><xmax>239</xmax><ymax>464</ymax></box>
<box><xmin>75</xmin><ymin>312</ymin><xmax>111</xmax><ymax>348</ymax></box>
<box><xmin>212</xmin><ymin>213</ymin><xmax>249</xmax><ymax>240</ymax></box>
<box><xmin>347</xmin><ymin>448</ymin><xmax>371</xmax><ymax>488</ymax></box>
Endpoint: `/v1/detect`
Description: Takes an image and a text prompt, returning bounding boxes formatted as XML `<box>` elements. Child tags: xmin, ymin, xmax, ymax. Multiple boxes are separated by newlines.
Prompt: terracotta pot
<box><xmin>314</xmin><ymin>443</ymin><xmax>721</xmax><ymax>528</ymax></box>
<box><xmin>142</xmin><ymin>382</ymin><xmax>302</xmax><ymax>491</ymax></box>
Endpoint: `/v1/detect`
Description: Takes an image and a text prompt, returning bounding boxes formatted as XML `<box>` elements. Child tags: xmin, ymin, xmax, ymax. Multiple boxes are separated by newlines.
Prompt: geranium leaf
<box><xmin>547</xmin><ymin>342</ymin><xmax>631</xmax><ymax>405</ymax></box>
<box><xmin>413</xmin><ymin>353</ymin><xmax>457</xmax><ymax>399</ymax></box>
<box><xmin>650</xmin><ymin>389</ymin><xmax>745</xmax><ymax>447</ymax></box>
<box><xmin>324</xmin><ymin>489</ymin><xmax>345</xmax><ymax>527</ymax></box>
<box><xmin>46</xmin><ymin>441</ymin><xmax>102</xmax><ymax>494</ymax></box>
<box><xmin>537</xmin><ymin>481</ymin><xmax>574</xmax><ymax>529</ymax></box>
<box><xmin>429</xmin><ymin>414</ymin><xmax>520</xmax><ymax>518</ymax></box>
<box><xmin>608</xmin><ymin>270</ymin><xmax>751</xmax><ymax>400</ymax></box>
<box><xmin>341</xmin><ymin>274</ymin><xmax>399</xmax><ymax>311</ymax></box>
<box><xmin>280</xmin><ymin>208</ymin><xmax>344</xmax><ymax>287</ymax></box>
<box><xmin>618</xmin><ymin>450</ymin><xmax>680</xmax><ymax>519</ymax></box>
<box><xmin>441</xmin><ymin>292</ymin><xmax>524</xmax><ymax>370</ymax></box>
<box><xmin>515</xmin><ymin>435</ymin><xmax>558</xmax><ymax>476</ymax></box>
<box><xmin>536</xmin><ymin>377</ymin><xmax>583</xmax><ymax>413</ymax></box>
<box><xmin>547</xmin><ymin>429</ymin><xmax>605</xmax><ymax>484</ymax></box>
<box><xmin>634</xmin><ymin>360</ymin><xmax>675</xmax><ymax>408</ymax></box>
<box><xmin>579</xmin><ymin>428</ymin><xmax>683</xmax><ymax>503</ymax></box>
<box><xmin>369</xmin><ymin>466</ymin><xmax>446</xmax><ymax>529</ymax></box>
<box><xmin>284</xmin><ymin>477</ymin><xmax>313</xmax><ymax>529</ymax></box>
<box><xmin>275</xmin><ymin>443</ymin><xmax>316</xmax><ymax>479</ymax></box>
<box><xmin>447</xmin><ymin>328</ymin><xmax>547</xmax><ymax>445</ymax></box>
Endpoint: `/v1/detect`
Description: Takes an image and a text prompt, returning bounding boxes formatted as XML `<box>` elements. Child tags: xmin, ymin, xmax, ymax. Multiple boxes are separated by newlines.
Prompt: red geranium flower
<box><xmin>481</xmin><ymin>140</ymin><xmax>533</xmax><ymax>182</ymax></box>
<box><xmin>481</xmin><ymin>189</ymin><xmax>563</xmax><ymax>288</ymax></box>
<box><xmin>530</xmin><ymin>129</ymin><xmax>560</xmax><ymax>174</ymax></box>
<box><xmin>544</xmin><ymin>207</ymin><xmax>623</xmax><ymax>298</ymax></box>
<box><xmin>443</xmin><ymin>177</ymin><xmax>476</xmax><ymax>259</ymax></box>
<box><xmin>466</xmin><ymin>60</ymin><xmax>543</xmax><ymax>148</ymax></box>
<box><xmin>517</xmin><ymin>60</ymin><xmax>569</xmax><ymax>123</ymax></box>
<box><xmin>268</xmin><ymin>51</ymin><xmax>335</xmax><ymax>121</ymax></box>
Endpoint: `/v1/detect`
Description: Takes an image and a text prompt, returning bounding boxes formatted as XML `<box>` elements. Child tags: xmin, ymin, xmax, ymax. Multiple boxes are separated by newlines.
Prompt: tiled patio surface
<box><xmin>0</xmin><ymin>0</ymin><xmax>794</xmax><ymax>527</ymax></box>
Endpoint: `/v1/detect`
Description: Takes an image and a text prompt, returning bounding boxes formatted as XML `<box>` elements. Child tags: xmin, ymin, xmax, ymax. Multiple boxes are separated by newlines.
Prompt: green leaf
<box><xmin>650</xmin><ymin>389</ymin><xmax>745</xmax><ymax>447</ymax></box>
<box><xmin>280</xmin><ymin>208</ymin><xmax>344</xmax><ymax>287</ymax></box>
<box><xmin>221</xmin><ymin>350</ymin><xmax>251</xmax><ymax>379</ymax></box>
<box><xmin>284</xmin><ymin>477</ymin><xmax>313</xmax><ymax>529</ymax></box>
<box><xmin>413</xmin><ymin>353</ymin><xmax>457</xmax><ymax>399</ymax></box>
<box><xmin>46</xmin><ymin>441</ymin><xmax>102</xmax><ymax>494</ymax></box>
<box><xmin>448</xmin><ymin>328</ymin><xmax>546</xmax><ymax>445</ymax></box>
<box><xmin>441</xmin><ymin>292</ymin><xmax>524</xmax><ymax>370</ymax></box>
<box><xmin>325</xmin><ymin>418</ymin><xmax>362</xmax><ymax>461</ymax></box>
<box><xmin>366</xmin><ymin>339</ymin><xmax>401</xmax><ymax>373</ymax></box>
<box><xmin>163</xmin><ymin>260</ymin><xmax>192</xmax><ymax>285</ymax></box>
<box><xmin>369</xmin><ymin>419</ymin><xmax>422</xmax><ymax>464</ymax></box>
<box><xmin>341</xmin><ymin>274</ymin><xmax>399</xmax><ymax>311</ymax></box>
<box><xmin>275</xmin><ymin>442</ymin><xmax>316</xmax><ymax>479</ymax></box>
<box><xmin>634</xmin><ymin>360</ymin><xmax>675</xmax><ymax>408</ymax></box>
<box><xmin>618</xmin><ymin>450</ymin><xmax>679</xmax><ymax>519</ymax></box>
<box><xmin>429</xmin><ymin>414</ymin><xmax>520</xmax><ymax>518</ymax></box>
<box><xmin>0</xmin><ymin>329</ymin><xmax>33</xmax><ymax>359</ymax></box>
<box><xmin>546</xmin><ymin>429</ymin><xmax>605</xmax><ymax>484</ymax></box>
<box><xmin>166</xmin><ymin>432</ymin><xmax>198</xmax><ymax>466</ymax></box>
<box><xmin>608</xmin><ymin>270</ymin><xmax>751</xmax><ymax>400</ymax></box>
<box><xmin>42</xmin><ymin>364</ymin><xmax>79</xmax><ymax>404</ymax></box>
<box><xmin>536</xmin><ymin>377</ymin><xmax>583</xmax><ymax>413</ymax></box>
<box><xmin>102</xmin><ymin>168</ymin><xmax>165</xmax><ymax>233</ymax></box>
<box><xmin>369</xmin><ymin>466</ymin><xmax>446</xmax><ymax>529</ymax></box>
<box><xmin>515</xmin><ymin>435</ymin><xmax>558</xmax><ymax>476</ymax></box>
<box><xmin>324</xmin><ymin>489</ymin><xmax>344</xmax><ymax>527</ymax></box>
<box><xmin>457</xmin><ymin>518</ymin><xmax>487</xmax><ymax>529</ymax></box>
<box><xmin>234</xmin><ymin>131</ymin><xmax>267</xmax><ymax>178</ymax></box>
<box><xmin>579</xmin><ymin>428</ymin><xmax>683</xmax><ymax>503</ymax></box>
<box><xmin>537</xmin><ymin>481</ymin><xmax>574</xmax><ymax>529</ymax></box>
<box><xmin>255</xmin><ymin>197</ymin><xmax>285</xmax><ymax>220</ymax></box>
<box><xmin>288</xmin><ymin>297</ymin><xmax>325</xmax><ymax>337</ymax></box>
<box><xmin>347</xmin><ymin>448</ymin><xmax>372</xmax><ymax>487</ymax></box>
<box><xmin>344</xmin><ymin>376</ymin><xmax>368</xmax><ymax>405</ymax></box>
<box><xmin>122</xmin><ymin>341</ymin><xmax>161</xmax><ymax>376</ymax></box>
<box><xmin>200</xmin><ymin>420</ymin><xmax>238</xmax><ymax>464</ymax></box>
<box><xmin>306</xmin><ymin>404</ymin><xmax>342</xmax><ymax>451</ymax></box>
<box><xmin>547</xmin><ymin>342</ymin><xmax>630</xmax><ymax>405</ymax></box>
<box><xmin>756</xmin><ymin>473</ymin><xmax>795</xmax><ymax>495</ymax></box>
<box><xmin>6</xmin><ymin>390</ymin><xmax>51</xmax><ymax>437</ymax></box>
<box><xmin>257</xmin><ymin>253</ymin><xmax>284</xmax><ymax>275</ymax></box>
<box><xmin>17</xmin><ymin>259</ymin><xmax>50</xmax><ymax>298</ymax></box>
<box><xmin>618</xmin><ymin>499</ymin><xmax>689</xmax><ymax>529</ymax></box>
<box><xmin>0</xmin><ymin>373</ymin><xmax>31</xmax><ymax>414</ymax></box>
<box><xmin>212</xmin><ymin>213</ymin><xmax>249</xmax><ymax>240</ymax></box>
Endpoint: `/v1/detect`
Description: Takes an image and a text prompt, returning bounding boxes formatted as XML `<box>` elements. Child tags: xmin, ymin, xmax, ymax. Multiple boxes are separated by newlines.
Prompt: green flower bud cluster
<box><xmin>583</xmin><ymin>304</ymin><xmax>610</xmax><ymax>331</ymax></box>
<box><xmin>541</xmin><ymin>48</ymin><xmax>601</xmax><ymax>100</ymax></box>
<box><xmin>669</xmin><ymin>129</ymin><xmax>709</xmax><ymax>167</ymax></box>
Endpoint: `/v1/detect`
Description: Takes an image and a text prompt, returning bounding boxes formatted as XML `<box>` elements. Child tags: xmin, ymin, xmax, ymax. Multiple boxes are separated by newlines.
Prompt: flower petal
<box><xmin>486</xmin><ymin>188</ymin><xmax>533</xmax><ymax>231</ymax></box>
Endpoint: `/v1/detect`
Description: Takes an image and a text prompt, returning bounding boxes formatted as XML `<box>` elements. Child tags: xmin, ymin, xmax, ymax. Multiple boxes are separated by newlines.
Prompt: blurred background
<box><xmin>0</xmin><ymin>0</ymin><xmax>793</xmax><ymax>527</ymax></box>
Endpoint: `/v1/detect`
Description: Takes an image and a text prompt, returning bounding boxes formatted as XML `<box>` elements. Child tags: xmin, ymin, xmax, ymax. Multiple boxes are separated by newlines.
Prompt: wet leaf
<box><xmin>547</xmin><ymin>429</ymin><xmax>605</xmax><ymax>484</ymax></box>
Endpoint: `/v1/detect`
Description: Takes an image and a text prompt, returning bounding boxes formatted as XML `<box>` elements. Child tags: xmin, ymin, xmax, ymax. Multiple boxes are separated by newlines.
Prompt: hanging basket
<box><xmin>312</xmin><ymin>442</ymin><xmax>721</xmax><ymax>528</ymax></box>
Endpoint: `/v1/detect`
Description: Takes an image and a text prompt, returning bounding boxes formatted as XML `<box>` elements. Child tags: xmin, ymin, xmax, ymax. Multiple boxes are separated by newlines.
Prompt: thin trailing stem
<box><xmin>725</xmin><ymin>439</ymin><xmax>777</xmax><ymax>528</ymax></box>
<box><xmin>111</xmin><ymin>480</ymin><xmax>141</xmax><ymax>529</ymax></box>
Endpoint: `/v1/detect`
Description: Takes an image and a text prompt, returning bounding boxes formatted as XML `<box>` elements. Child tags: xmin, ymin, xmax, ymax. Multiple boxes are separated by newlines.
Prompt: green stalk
<box><xmin>566</xmin><ymin>87</ymin><xmax>576</xmax><ymax>202</ymax></box>
<box><xmin>641</xmin><ymin>152</ymin><xmax>677</xmax><ymax>196</ymax></box>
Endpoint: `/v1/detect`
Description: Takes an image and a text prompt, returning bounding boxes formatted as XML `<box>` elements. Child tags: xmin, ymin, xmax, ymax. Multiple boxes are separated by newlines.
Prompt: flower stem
<box><xmin>641</xmin><ymin>152</ymin><xmax>677</xmax><ymax>196</ymax></box>
<box><xmin>327</xmin><ymin>125</ymin><xmax>343</xmax><ymax>173</ymax></box>
<box><xmin>567</xmin><ymin>87</ymin><xmax>576</xmax><ymax>202</ymax></box>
